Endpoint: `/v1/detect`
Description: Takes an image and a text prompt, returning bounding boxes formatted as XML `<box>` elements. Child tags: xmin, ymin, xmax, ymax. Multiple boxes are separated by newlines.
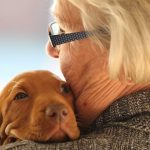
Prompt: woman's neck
<box><xmin>59</xmin><ymin>41</ymin><xmax>150</xmax><ymax>127</ymax></box>
<box><xmin>74</xmin><ymin>73</ymin><xmax>150</xmax><ymax>127</ymax></box>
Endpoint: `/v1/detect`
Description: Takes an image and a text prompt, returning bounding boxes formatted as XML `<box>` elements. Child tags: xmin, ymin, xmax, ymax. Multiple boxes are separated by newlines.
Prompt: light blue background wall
<box><xmin>0</xmin><ymin>0</ymin><xmax>63</xmax><ymax>90</ymax></box>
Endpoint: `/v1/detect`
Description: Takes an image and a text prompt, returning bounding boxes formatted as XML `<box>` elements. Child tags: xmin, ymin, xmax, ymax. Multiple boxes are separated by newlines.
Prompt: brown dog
<box><xmin>0</xmin><ymin>70</ymin><xmax>80</xmax><ymax>145</ymax></box>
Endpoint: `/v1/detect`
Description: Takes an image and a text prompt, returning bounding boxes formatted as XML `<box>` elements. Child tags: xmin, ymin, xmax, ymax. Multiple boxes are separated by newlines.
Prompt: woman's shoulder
<box><xmin>88</xmin><ymin>89</ymin><xmax>150</xmax><ymax>149</ymax></box>
<box><xmin>92</xmin><ymin>89</ymin><xmax>150</xmax><ymax>128</ymax></box>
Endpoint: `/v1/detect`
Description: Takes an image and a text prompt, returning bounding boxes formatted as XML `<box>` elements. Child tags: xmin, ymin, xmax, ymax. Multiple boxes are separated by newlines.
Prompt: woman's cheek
<box><xmin>58</xmin><ymin>44</ymin><xmax>73</xmax><ymax>74</ymax></box>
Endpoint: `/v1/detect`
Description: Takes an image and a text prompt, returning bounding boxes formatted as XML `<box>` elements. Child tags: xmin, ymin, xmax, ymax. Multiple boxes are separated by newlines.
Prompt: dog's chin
<box><xmin>48</xmin><ymin>129</ymin><xmax>69</xmax><ymax>142</ymax></box>
<box><xmin>8</xmin><ymin>125</ymin><xmax>80</xmax><ymax>143</ymax></box>
<box><xmin>46</xmin><ymin>125</ymin><xmax>80</xmax><ymax>142</ymax></box>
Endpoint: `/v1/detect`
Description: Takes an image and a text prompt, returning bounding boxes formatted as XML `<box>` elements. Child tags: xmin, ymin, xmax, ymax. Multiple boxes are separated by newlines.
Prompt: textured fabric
<box><xmin>1</xmin><ymin>89</ymin><xmax>150</xmax><ymax>150</ymax></box>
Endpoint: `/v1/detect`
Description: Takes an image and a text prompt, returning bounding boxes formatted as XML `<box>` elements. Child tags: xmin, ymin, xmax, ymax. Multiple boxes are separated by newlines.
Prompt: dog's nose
<box><xmin>45</xmin><ymin>104</ymin><xmax>68</xmax><ymax>121</ymax></box>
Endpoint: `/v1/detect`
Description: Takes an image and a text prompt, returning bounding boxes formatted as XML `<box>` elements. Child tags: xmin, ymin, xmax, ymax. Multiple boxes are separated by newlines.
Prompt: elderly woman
<box><xmin>2</xmin><ymin>0</ymin><xmax>150</xmax><ymax>149</ymax></box>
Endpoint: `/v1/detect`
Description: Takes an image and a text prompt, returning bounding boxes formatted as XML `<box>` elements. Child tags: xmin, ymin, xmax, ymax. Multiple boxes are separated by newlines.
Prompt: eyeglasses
<box><xmin>48</xmin><ymin>22</ymin><xmax>109</xmax><ymax>47</ymax></box>
<box><xmin>48</xmin><ymin>22</ymin><xmax>92</xmax><ymax>47</ymax></box>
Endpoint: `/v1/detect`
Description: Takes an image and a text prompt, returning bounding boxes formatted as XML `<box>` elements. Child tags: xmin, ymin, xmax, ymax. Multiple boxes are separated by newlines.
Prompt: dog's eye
<box><xmin>60</xmin><ymin>84</ymin><xmax>70</xmax><ymax>94</ymax></box>
<box><xmin>14</xmin><ymin>92</ymin><xmax>28</xmax><ymax>100</ymax></box>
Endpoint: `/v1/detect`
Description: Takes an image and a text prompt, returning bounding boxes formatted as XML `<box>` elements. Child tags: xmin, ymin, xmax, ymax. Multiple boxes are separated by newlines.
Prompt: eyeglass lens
<box><xmin>51</xmin><ymin>23</ymin><xmax>60</xmax><ymax>35</ymax></box>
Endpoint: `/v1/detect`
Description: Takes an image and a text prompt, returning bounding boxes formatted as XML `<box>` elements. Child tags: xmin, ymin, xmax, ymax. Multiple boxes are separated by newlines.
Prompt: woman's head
<box><xmin>67</xmin><ymin>0</ymin><xmax>150</xmax><ymax>83</ymax></box>
<box><xmin>48</xmin><ymin>0</ymin><xmax>150</xmax><ymax>83</ymax></box>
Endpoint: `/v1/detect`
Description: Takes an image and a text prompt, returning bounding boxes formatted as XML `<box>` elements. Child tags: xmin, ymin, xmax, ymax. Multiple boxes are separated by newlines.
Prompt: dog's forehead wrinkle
<box><xmin>9</xmin><ymin>80</ymin><xmax>26</xmax><ymax>93</ymax></box>
<box><xmin>11</xmin><ymin>70</ymin><xmax>64</xmax><ymax>87</ymax></box>
<box><xmin>11</xmin><ymin>80</ymin><xmax>22</xmax><ymax>88</ymax></box>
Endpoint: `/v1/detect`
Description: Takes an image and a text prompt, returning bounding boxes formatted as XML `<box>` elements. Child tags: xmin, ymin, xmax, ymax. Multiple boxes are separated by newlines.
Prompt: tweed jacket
<box><xmin>1</xmin><ymin>89</ymin><xmax>150</xmax><ymax>150</ymax></box>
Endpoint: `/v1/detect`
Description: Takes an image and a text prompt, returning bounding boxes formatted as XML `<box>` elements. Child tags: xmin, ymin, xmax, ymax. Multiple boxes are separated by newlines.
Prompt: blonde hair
<box><xmin>67</xmin><ymin>0</ymin><xmax>150</xmax><ymax>83</ymax></box>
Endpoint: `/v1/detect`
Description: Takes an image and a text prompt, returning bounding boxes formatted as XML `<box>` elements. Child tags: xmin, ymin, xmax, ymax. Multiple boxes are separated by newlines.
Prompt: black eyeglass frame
<box><xmin>48</xmin><ymin>22</ymin><xmax>108</xmax><ymax>47</ymax></box>
<box><xmin>48</xmin><ymin>22</ymin><xmax>92</xmax><ymax>47</ymax></box>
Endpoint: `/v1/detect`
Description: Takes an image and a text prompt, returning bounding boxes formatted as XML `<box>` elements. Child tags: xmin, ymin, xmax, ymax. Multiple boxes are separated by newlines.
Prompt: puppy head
<box><xmin>0</xmin><ymin>70</ymin><xmax>80</xmax><ymax>143</ymax></box>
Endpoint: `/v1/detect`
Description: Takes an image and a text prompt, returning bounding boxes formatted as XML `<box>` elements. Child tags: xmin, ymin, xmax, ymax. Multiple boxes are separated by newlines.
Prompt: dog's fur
<box><xmin>0</xmin><ymin>70</ymin><xmax>80</xmax><ymax>145</ymax></box>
